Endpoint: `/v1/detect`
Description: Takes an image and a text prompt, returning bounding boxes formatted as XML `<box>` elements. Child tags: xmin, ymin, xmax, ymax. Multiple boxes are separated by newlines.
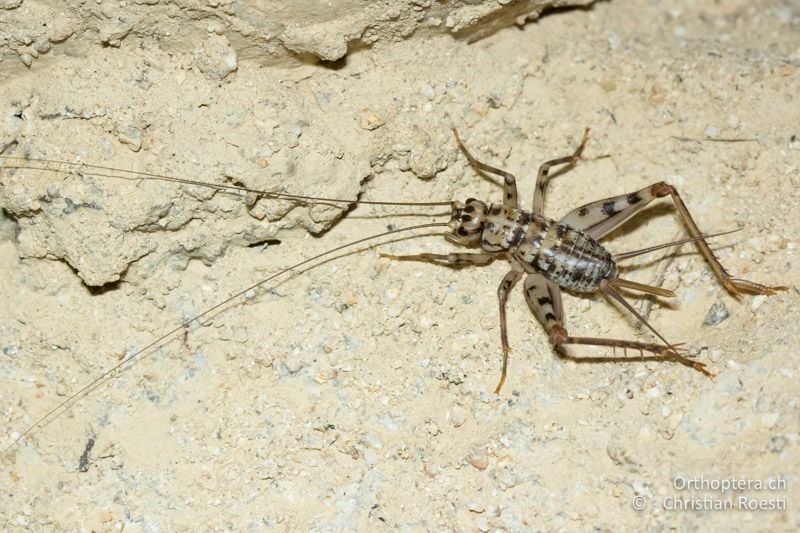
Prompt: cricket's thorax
<box><xmin>481</xmin><ymin>203</ymin><xmax>617</xmax><ymax>292</ymax></box>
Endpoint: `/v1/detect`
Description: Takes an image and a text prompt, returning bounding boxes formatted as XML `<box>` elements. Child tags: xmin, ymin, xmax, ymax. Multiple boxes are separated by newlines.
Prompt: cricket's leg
<box><xmin>451</xmin><ymin>128</ymin><xmax>519</xmax><ymax>209</ymax></box>
<box><xmin>379</xmin><ymin>251</ymin><xmax>496</xmax><ymax>267</ymax></box>
<box><xmin>522</xmin><ymin>274</ymin><xmax>710</xmax><ymax>376</ymax></box>
<box><xmin>531</xmin><ymin>128</ymin><xmax>590</xmax><ymax>216</ymax></box>
<box><xmin>495</xmin><ymin>269</ymin><xmax>524</xmax><ymax>393</ymax></box>
<box><xmin>560</xmin><ymin>182</ymin><xmax>788</xmax><ymax>297</ymax></box>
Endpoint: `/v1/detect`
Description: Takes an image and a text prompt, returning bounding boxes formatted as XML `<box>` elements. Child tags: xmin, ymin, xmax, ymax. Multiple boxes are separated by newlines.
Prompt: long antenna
<box><xmin>0</xmin><ymin>156</ymin><xmax>454</xmax><ymax>207</ymax></box>
<box><xmin>1</xmin><ymin>221</ymin><xmax>449</xmax><ymax>456</ymax></box>
<box><xmin>613</xmin><ymin>228</ymin><xmax>741</xmax><ymax>262</ymax></box>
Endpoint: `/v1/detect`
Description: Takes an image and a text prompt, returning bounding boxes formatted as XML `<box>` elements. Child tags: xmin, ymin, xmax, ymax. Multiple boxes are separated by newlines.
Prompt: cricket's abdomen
<box><xmin>480</xmin><ymin>204</ymin><xmax>617</xmax><ymax>292</ymax></box>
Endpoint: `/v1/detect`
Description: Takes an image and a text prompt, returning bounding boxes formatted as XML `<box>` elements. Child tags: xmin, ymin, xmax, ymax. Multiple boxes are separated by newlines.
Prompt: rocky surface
<box><xmin>0</xmin><ymin>0</ymin><xmax>797</xmax><ymax>530</ymax></box>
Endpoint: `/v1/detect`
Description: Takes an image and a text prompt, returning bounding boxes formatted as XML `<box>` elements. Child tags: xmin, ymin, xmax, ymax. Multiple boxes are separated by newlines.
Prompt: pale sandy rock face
<box><xmin>0</xmin><ymin>1</ymin><xmax>798</xmax><ymax>531</ymax></box>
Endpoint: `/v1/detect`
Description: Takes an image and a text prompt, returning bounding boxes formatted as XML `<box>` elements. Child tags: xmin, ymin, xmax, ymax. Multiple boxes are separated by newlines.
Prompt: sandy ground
<box><xmin>1</xmin><ymin>0</ymin><xmax>799</xmax><ymax>531</ymax></box>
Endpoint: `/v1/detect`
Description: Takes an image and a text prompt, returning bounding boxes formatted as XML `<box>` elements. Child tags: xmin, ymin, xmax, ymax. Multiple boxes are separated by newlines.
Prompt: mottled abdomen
<box><xmin>543</xmin><ymin>225</ymin><xmax>617</xmax><ymax>291</ymax></box>
<box><xmin>513</xmin><ymin>219</ymin><xmax>617</xmax><ymax>293</ymax></box>
<box><xmin>479</xmin><ymin>204</ymin><xmax>618</xmax><ymax>293</ymax></box>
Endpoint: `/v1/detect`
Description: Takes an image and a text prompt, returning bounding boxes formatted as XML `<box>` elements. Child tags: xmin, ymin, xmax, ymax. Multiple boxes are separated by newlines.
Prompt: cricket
<box><xmin>0</xmin><ymin>127</ymin><xmax>787</xmax><ymax>458</ymax></box>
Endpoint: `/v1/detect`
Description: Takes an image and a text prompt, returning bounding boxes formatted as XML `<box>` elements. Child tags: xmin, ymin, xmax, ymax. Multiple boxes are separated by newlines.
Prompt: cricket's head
<box><xmin>448</xmin><ymin>198</ymin><xmax>487</xmax><ymax>245</ymax></box>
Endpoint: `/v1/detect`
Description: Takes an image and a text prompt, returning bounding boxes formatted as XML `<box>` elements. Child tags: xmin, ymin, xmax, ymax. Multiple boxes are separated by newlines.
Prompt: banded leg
<box><xmin>531</xmin><ymin>128</ymin><xmax>590</xmax><ymax>216</ymax></box>
<box><xmin>495</xmin><ymin>269</ymin><xmax>524</xmax><ymax>393</ymax></box>
<box><xmin>451</xmin><ymin>128</ymin><xmax>519</xmax><ymax>208</ymax></box>
<box><xmin>560</xmin><ymin>181</ymin><xmax>787</xmax><ymax>296</ymax></box>
<box><xmin>523</xmin><ymin>273</ymin><xmax>565</xmax><ymax>335</ymax></box>
<box><xmin>379</xmin><ymin>251</ymin><xmax>496</xmax><ymax>267</ymax></box>
<box><xmin>522</xmin><ymin>273</ymin><xmax>709</xmax><ymax>375</ymax></box>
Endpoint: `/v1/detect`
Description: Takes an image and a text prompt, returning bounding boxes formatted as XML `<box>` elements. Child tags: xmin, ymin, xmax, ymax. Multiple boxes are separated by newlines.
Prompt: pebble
<box><xmin>419</xmin><ymin>84</ymin><xmax>434</xmax><ymax>99</ymax></box>
<box><xmin>449</xmin><ymin>407</ymin><xmax>466</xmax><ymax>427</ymax></box>
<box><xmin>703</xmin><ymin>300</ymin><xmax>730</xmax><ymax>326</ymax></box>
<box><xmin>194</xmin><ymin>33</ymin><xmax>238</xmax><ymax>80</ymax></box>
<box><xmin>117</xmin><ymin>125</ymin><xmax>143</xmax><ymax>152</ymax></box>
<box><xmin>358</xmin><ymin>109</ymin><xmax>384</xmax><ymax>130</ymax></box>
<box><xmin>467</xmin><ymin>445</ymin><xmax>489</xmax><ymax>469</ymax></box>
<box><xmin>3</xmin><ymin>345</ymin><xmax>19</xmax><ymax>356</ymax></box>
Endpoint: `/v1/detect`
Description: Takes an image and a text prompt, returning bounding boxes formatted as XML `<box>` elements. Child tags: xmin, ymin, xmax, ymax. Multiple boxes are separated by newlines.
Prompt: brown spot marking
<box><xmin>537</xmin><ymin>296</ymin><xmax>552</xmax><ymax>306</ymax></box>
<box><xmin>651</xmin><ymin>182</ymin><xmax>672</xmax><ymax>197</ymax></box>
<box><xmin>556</xmin><ymin>224</ymin><xmax>568</xmax><ymax>238</ymax></box>
<box><xmin>544</xmin><ymin>312</ymin><xmax>557</xmax><ymax>322</ymax></box>
<box><xmin>578</xmin><ymin>206</ymin><xmax>589</xmax><ymax>217</ymax></box>
<box><xmin>550</xmin><ymin>325</ymin><xmax>568</xmax><ymax>344</ymax></box>
<box><xmin>627</xmin><ymin>193</ymin><xmax>641</xmax><ymax>205</ymax></box>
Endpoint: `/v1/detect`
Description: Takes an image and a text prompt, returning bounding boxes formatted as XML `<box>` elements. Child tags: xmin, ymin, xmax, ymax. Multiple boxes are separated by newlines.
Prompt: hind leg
<box><xmin>560</xmin><ymin>182</ymin><xmax>787</xmax><ymax>297</ymax></box>
<box><xmin>522</xmin><ymin>273</ymin><xmax>710</xmax><ymax>377</ymax></box>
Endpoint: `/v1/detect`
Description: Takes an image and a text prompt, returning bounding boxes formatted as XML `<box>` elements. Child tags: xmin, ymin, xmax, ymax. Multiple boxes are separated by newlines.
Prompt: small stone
<box><xmin>450</xmin><ymin>407</ymin><xmax>466</xmax><ymax>427</ymax></box>
<box><xmin>467</xmin><ymin>445</ymin><xmax>489</xmax><ymax>469</ymax></box>
<box><xmin>3</xmin><ymin>345</ymin><xmax>19</xmax><ymax>356</ymax></box>
<box><xmin>419</xmin><ymin>84</ymin><xmax>434</xmax><ymax>99</ymax></box>
<box><xmin>1</xmin><ymin>0</ymin><xmax>24</xmax><ymax>10</ymax></box>
<box><xmin>358</xmin><ymin>109</ymin><xmax>384</xmax><ymax>130</ymax></box>
<box><xmin>193</xmin><ymin>33</ymin><xmax>238</xmax><ymax>80</ymax></box>
<box><xmin>118</xmin><ymin>125</ymin><xmax>143</xmax><ymax>152</ymax></box>
<box><xmin>703</xmin><ymin>300</ymin><xmax>730</xmax><ymax>326</ymax></box>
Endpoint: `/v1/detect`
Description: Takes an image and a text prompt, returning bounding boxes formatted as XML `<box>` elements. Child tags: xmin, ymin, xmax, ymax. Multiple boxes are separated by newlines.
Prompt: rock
<box><xmin>194</xmin><ymin>34</ymin><xmax>238</xmax><ymax>80</ymax></box>
<box><xmin>703</xmin><ymin>300</ymin><xmax>730</xmax><ymax>326</ymax></box>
